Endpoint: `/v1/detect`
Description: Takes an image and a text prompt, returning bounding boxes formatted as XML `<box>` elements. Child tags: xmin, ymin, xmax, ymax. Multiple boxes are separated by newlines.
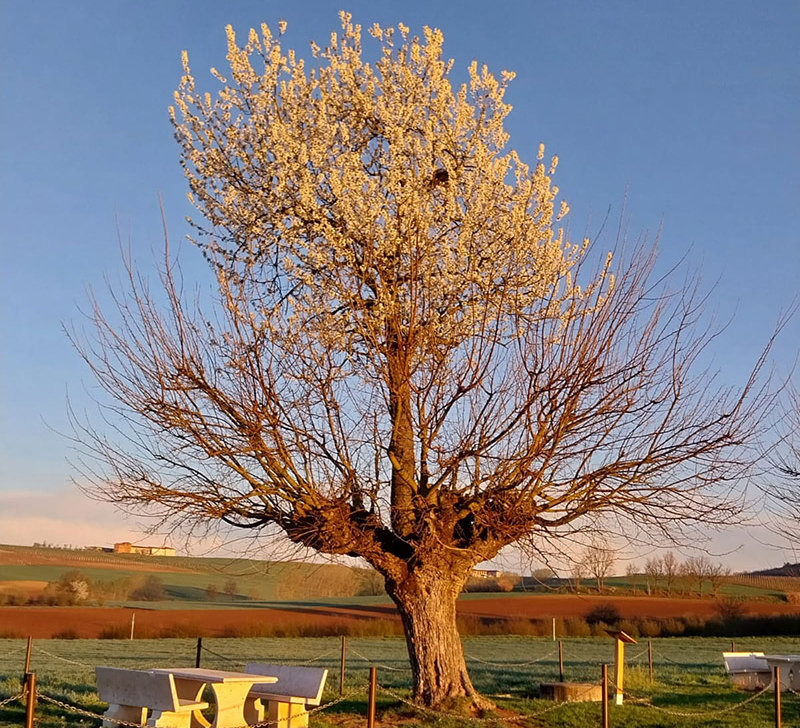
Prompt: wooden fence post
<box><xmin>130</xmin><ymin>612</ymin><xmax>135</xmax><ymax>640</ymax></box>
<box><xmin>24</xmin><ymin>672</ymin><xmax>36</xmax><ymax>728</ymax></box>
<box><xmin>601</xmin><ymin>664</ymin><xmax>608</xmax><ymax>728</ymax></box>
<box><xmin>648</xmin><ymin>640</ymin><xmax>653</xmax><ymax>682</ymax></box>
<box><xmin>195</xmin><ymin>637</ymin><xmax>203</xmax><ymax>668</ymax></box>
<box><xmin>775</xmin><ymin>666</ymin><xmax>782</xmax><ymax>728</ymax></box>
<box><xmin>23</xmin><ymin>636</ymin><xmax>33</xmax><ymax>691</ymax></box>
<box><xmin>340</xmin><ymin>636</ymin><xmax>347</xmax><ymax>695</ymax></box>
<box><xmin>558</xmin><ymin>641</ymin><xmax>564</xmax><ymax>682</ymax></box>
<box><xmin>367</xmin><ymin>667</ymin><xmax>377</xmax><ymax>728</ymax></box>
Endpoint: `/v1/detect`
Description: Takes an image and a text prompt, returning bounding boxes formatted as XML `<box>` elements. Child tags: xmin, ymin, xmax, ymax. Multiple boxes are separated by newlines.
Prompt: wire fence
<box><xmin>0</xmin><ymin>635</ymin><xmax>798</xmax><ymax>727</ymax></box>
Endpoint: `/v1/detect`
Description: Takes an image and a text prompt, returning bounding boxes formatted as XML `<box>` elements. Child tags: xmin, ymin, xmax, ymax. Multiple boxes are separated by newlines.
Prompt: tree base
<box><xmin>427</xmin><ymin>692</ymin><xmax>496</xmax><ymax>714</ymax></box>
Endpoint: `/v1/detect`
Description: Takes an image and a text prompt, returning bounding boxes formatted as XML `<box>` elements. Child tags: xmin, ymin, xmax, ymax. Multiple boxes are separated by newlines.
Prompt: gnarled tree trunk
<box><xmin>384</xmin><ymin>565</ymin><xmax>492</xmax><ymax>709</ymax></box>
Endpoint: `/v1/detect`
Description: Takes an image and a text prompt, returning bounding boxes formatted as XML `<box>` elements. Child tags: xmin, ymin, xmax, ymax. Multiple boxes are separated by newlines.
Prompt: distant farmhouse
<box><xmin>470</xmin><ymin>568</ymin><xmax>502</xmax><ymax>579</ymax></box>
<box><xmin>113</xmin><ymin>542</ymin><xmax>175</xmax><ymax>557</ymax></box>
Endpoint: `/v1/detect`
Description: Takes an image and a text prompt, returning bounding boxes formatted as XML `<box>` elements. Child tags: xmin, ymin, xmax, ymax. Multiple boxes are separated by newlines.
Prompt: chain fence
<box><xmin>622</xmin><ymin>680</ymin><xmax>775</xmax><ymax>719</ymax></box>
<box><xmin>376</xmin><ymin>680</ymin><xmax>606</xmax><ymax>725</ymax></box>
<box><xmin>0</xmin><ymin>694</ymin><xmax>23</xmax><ymax>710</ymax></box>
<box><xmin>649</xmin><ymin>649</ymin><xmax>685</xmax><ymax>666</ymax></box>
<box><xmin>198</xmin><ymin>643</ymin><xmax>336</xmax><ymax>669</ymax></box>
<box><xmin>464</xmin><ymin>648</ymin><xmax>558</xmax><ymax>667</ymax></box>
<box><xmin>35</xmin><ymin>683</ymin><xmax>367</xmax><ymax>728</ymax></box>
<box><xmin>297</xmin><ymin>649</ymin><xmax>338</xmax><ymax>666</ymax></box>
<box><xmin>35</xmin><ymin>645</ymin><xmax>95</xmax><ymax>669</ymax></box>
<box><xmin>1</xmin><ymin>635</ymin><xmax>798</xmax><ymax>726</ymax></box>
<box><xmin>199</xmin><ymin>644</ymin><xmax>244</xmax><ymax>669</ymax></box>
<box><xmin>2</xmin><ymin>676</ymin><xmax>796</xmax><ymax>727</ymax></box>
<box><xmin>348</xmin><ymin>647</ymin><xmax>410</xmax><ymax>671</ymax></box>
<box><xmin>38</xmin><ymin>693</ymin><xmax>148</xmax><ymax>728</ymax></box>
<box><xmin>626</xmin><ymin>646</ymin><xmax>650</xmax><ymax>661</ymax></box>
<box><xmin>349</xmin><ymin>644</ymin><xmax>560</xmax><ymax>671</ymax></box>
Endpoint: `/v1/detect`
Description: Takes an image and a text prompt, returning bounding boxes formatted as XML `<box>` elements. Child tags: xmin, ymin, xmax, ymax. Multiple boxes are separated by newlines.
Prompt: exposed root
<box><xmin>468</xmin><ymin>689</ymin><xmax>497</xmax><ymax>713</ymax></box>
<box><xmin>424</xmin><ymin>690</ymin><xmax>497</xmax><ymax>715</ymax></box>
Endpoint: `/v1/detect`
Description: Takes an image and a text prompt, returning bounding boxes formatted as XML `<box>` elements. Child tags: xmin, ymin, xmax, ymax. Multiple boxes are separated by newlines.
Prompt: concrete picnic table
<box><xmin>151</xmin><ymin>667</ymin><xmax>277</xmax><ymax>728</ymax></box>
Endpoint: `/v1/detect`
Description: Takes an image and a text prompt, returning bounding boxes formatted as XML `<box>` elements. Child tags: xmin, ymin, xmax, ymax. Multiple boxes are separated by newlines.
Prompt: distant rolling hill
<box><xmin>749</xmin><ymin>562</ymin><xmax>800</xmax><ymax>577</ymax></box>
<box><xmin>0</xmin><ymin>543</ymin><xmax>384</xmax><ymax>605</ymax></box>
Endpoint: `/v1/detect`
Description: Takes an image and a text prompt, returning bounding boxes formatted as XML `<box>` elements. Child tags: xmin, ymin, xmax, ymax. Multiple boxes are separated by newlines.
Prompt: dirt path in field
<box><xmin>1</xmin><ymin>595</ymin><xmax>797</xmax><ymax>639</ymax></box>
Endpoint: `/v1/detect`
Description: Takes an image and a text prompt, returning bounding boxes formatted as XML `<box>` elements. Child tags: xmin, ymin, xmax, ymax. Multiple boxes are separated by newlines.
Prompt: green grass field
<box><xmin>0</xmin><ymin>544</ymin><xmax>384</xmax><ymax>604</ymax></box>
<box><xmin>3</xmin><ymin>542</ymin><xmax>795</xmax><ymax>609</ymax></box>
<box><xmin>1</xmin><ymin>635</ymin><xmax>797</xmax><ymax>727</ymax></box>
<box><xmin>0</xmin><ymin>560</ymin><xmax>690</xmax><ymax>605</ymax></box>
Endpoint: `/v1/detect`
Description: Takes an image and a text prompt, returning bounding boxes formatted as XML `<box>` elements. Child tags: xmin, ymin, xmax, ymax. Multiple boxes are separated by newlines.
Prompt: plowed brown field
<box><xmin>461</xmin><ymin>595</ymin><xmax>798</xmax><ymax>619</ymax></box>
<box><xmin>0</xmin><ymin>605</ymin><xmax>388</xmax><ymax>638</ymax></box>
<box><xmin>1</xmin><ymin>595</ymin><xmax>797</xmax><ymax>638</ymax></box>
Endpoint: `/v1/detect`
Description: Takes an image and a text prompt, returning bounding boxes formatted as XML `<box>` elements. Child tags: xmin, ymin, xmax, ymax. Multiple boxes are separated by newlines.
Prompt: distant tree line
<box><xmin>627</xmin><ymin>553</ymin><xmax>730</xmax><ymax>597</ymax></box>
<box><xmin>560</xmin><ymin>546</ymin><xmax>731</xmax><ymax>597</ymax></box>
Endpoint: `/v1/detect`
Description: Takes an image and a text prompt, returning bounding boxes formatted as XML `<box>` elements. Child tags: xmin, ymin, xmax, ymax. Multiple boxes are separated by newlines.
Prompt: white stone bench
<box><xmin>722</xmin><ymin>652</ymin><xmax>773</xmax><ymax>691</ymax></box>
<box><xmin>95</xmin><ymin>666</ymin><xmax>209</xmax><ymax>728</ymax></box>
<box><xmin>242</xmin><ymin>663</ymin><xmax>328</xmax><ymax>728</ymax></box>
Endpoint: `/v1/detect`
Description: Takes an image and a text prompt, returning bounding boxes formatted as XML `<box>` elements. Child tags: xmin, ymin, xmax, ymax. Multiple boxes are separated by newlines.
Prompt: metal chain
<box><xmin>348</xmin><ymin>647</ymin><xmax>410</xmax><ymax>671</ymax></box>
<box><xmin>0</xmin><ymin>693</ymin><xmax>24</xmax><ymax>708</ymax></box>
<box><xmin>38</xmin><ymin>693</ymin><xmax>147</xmax><ymax>727</ymax></box>
<box><xmin>36</xmin><ymin>684</ymin><xmax>367</xmax><ymax>728</ymax></box>
<box><xmin>201</xmin><ymin>645</ymin><xmax>335</xmax><ymax>668</ymax></box>
<box><xmin>465</xmin><ymin>650</ymin><xmax>557</xmax><ymax>667</ymax></box>
<box><xmin>375</xmin><ymin>684</ymin><xmax>493</xmax><ymax>724</ymax></box>
<box><xmin>651</xmin><ymin>651</ymin><xmax>685</xmax><ymax>665</ymax></box>
<box><xmin>35</xmin><ymin>645</ymin><xmax>94</xmax><ymax>668</ymax></box>
<box><xmin>350</xmin><ymin>646</ymin><xmax>558</xmax><ymax>670</ymax></box>
<box><xmin>0</xmin><ymin>643</ymin><xmax>24</xmax><ymax>659</ymax></box>
<box><xmin>200</xmin><ymin>645</ymin><xmax>244</xmax><ymax>668</ymax></box>
<box><xmin>623</xmin><ymin>681</ymin><xmax>773</xmax><ymax>717</ymax></box>
<box><xmin>376</xmin><ymin>682</ymin><xmax>603</xmax><ymax>724</ymax></box>
<box><xmin>249</xmin><ymin>685</ymin><xmax>367</xmax><ymax>727</ymax></box>
<box><xmin>297</xmin><ymin>649</ymin><xmax>336</xmax><ymax>665</ymax></box>
<box><xmin>648</xmin><ymin>645</ymin><xmax>723</xmax><ymax>667</ymax></box>
<box><xmin>28</xmin><ymin>676</ymin><xmax>782</xmax><ymax>728</ymax></box>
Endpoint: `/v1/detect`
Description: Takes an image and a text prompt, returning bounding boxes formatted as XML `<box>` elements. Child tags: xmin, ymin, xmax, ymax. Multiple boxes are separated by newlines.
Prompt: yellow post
<box><xmin>614</xmin><ymin>638</ymin><xmax>625</xmax><ymax>705</ymax></box>
<box><xmin>605</xmin><ymin>629</ymin><xmax>637</xmax><ymax>706</ymax></box>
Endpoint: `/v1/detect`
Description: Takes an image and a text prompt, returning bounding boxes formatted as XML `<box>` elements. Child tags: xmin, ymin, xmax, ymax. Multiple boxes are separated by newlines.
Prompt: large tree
<box><xmin>74</xmin><ymin>14</ymin><xmax>774</xmax><ymax>708</ymax></box>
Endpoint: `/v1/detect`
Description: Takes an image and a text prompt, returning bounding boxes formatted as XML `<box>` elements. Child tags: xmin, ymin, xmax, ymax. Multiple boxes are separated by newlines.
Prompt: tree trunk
<box><xmin>386</xmin><ymin>337</ymin><xmax>416</xmax><ymax>538</ymax></box>
<box><xmin>386</xmin><ymin>567</ymin><xmax>492</xmax><ymax>710</ymax></box>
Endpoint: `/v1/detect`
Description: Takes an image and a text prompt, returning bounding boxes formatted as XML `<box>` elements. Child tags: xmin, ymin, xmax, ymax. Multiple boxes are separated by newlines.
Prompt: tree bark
<box><xmin>386</xmin><ymin>567</ymin><xmax>492</xmax><ymax>710</ymax></box>
<box><xmin>386</xmin><ymin>330</ymin><xmax>416</xmax><ymax>538</ymax></box>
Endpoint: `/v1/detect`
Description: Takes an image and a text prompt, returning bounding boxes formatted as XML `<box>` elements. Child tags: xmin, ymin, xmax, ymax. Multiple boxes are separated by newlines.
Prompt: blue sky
<box><xmin>1</xmin><ymin>1</ymin><xmax>797</xmax><ymax>568</ymax></box>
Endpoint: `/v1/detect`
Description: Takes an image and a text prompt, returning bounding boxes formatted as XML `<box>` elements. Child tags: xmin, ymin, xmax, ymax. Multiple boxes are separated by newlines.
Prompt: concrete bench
<box><xmin>722</xmin><ymin>652</ymin><xmax>773</xmax><ymax>691</ymax></box>
<box><xmin>242</xmin><ymin>663</ymin><xmax>328</xmax><ymax>728</ymax></box>
<box><xmin>96</xmin><ymin>666</ymin><xmax>209</xmax><ymax>728</ymax></box>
